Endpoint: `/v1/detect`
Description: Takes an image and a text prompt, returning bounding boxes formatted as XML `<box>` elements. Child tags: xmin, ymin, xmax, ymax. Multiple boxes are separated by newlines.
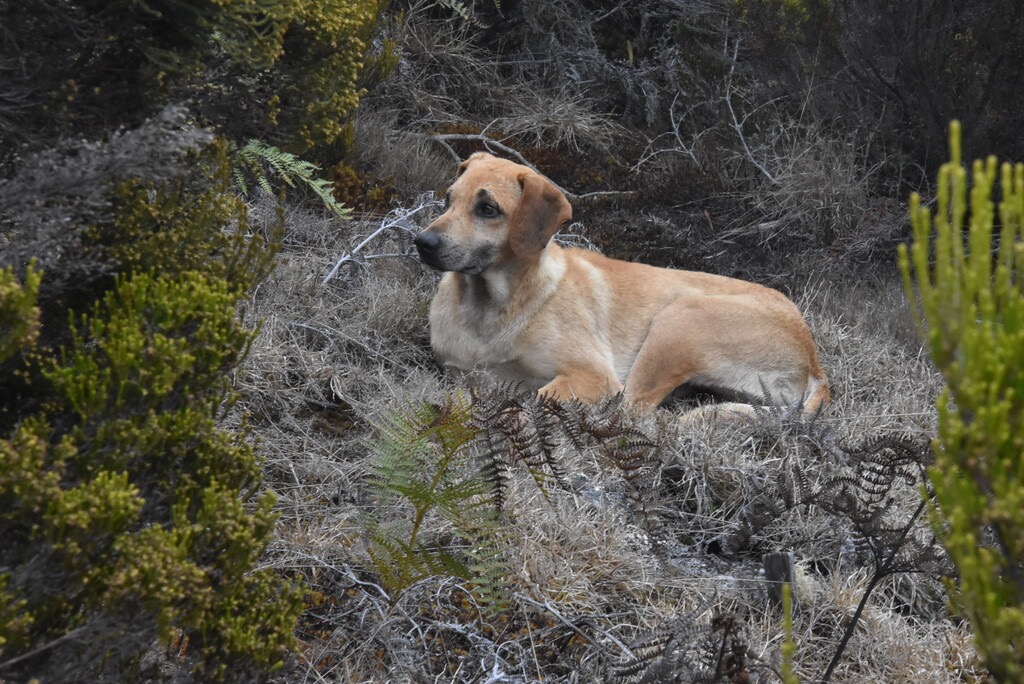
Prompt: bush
<box><xmin>2</xmin><ymin>0</ymin><xmax>385</xmax><ymax>156</ymax></box>
<box><xmin>0</xmin><ymin>1</ymin><xmax>384</xmax><ymax>680</ymax></box>
<box><xmin>900</xmin><ymin>121</ymin><xmax>1024</xmax><ymax>682</ymax></box>
<box><xmin>1</xmin><ymin>273</ymin><xmax>304</xmax><ymax>679</ymax></box>
<box><xmin>0</xmin><ymin>116</ymin><xmax>301</xmax><ymax>680</ymax></box>
<box><xmin>0</xmin><ymin>221</ymin><xmax>301</xmax><ymax>682</ymax></box>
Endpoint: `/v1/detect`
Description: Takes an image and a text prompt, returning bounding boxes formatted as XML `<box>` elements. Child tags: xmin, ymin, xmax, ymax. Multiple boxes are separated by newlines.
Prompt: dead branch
<box><xmin>321</xmin><ymin>195</ymin><xmax>440</xmax><ymax>286</ymax></box>
<box><xmin>426</xmin><ymin>131</ymin><xmax>638</xmax><ymax>203</ymax></box>
<box><xmin>724</xmin><ymin>39</ymin><xmax>776</xmax><ymax>184</ymax></box>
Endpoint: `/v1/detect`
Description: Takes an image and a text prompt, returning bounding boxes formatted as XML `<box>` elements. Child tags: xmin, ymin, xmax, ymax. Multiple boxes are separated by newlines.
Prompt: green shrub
<box><xmin>0</xmin><ymin>126</ymin><xmax>302</xmax><ymax>679</ymax></box>
<box><xmin>900</xmin><ymin>121</ymin><xmax>1024</xmax><ymax>682</ymax></box>
<box><xmin>0</xmin><ymin>1</ymin><xmax>381</xmax><ymax>678</ymax></box>
<box><xmin>96</xmin><ymin>142</ymin><xmax>279</xmax><ymax>295</ymax></box>
<box><xmin>0</xmin><ymin>270</ymin><xmax>303</xmax><ymax>680</ymax></box>
<box><xmin>0</xmin><ymin>262</ymin><xmax>41</xmax><ymax>362</ymax></box>
<box><xmin>4</xmin><ymin>0</ymin><xmax>386</xmax><ymax>155</ymax></box>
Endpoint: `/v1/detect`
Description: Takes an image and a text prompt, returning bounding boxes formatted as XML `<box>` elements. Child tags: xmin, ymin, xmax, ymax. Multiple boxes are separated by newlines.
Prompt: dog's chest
<box><xmin>430</xmin><ymin>296</ymin><xmax>522</xmax><ymax>369</ymax></box>
<box><xmin>428</xmin><ymin>281</ymin><xmax>555</xmax><ymax>382</ymax></box>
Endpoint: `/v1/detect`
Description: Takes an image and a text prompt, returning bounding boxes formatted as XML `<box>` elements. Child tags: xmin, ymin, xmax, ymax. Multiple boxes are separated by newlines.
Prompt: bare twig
<box><xmin>321</xmin><ymin>197</ymin><xmax>440</xmax><ymax>286</ymax></box>
<box><xmin>0</xmin><ymin>625</ymin><xmax>90</xmax><ymax>671</ymax></box>
<box><xmin>427</xmin><ymin>131</ymin><xmax>638</xmax><ymax>203</ymax></box>
<box><xmin>724</xmin><ymin>39</ymin><xmax>776</xmax><ymax>183</ymax></box>
<box><xmin>515</xmin><ymin>593</ymin><xmax>634</xmax><ymax>658</ymax></box>
<box><xmin>631</xmin><ymin>92</ymin><xmax>706</xmax><ymax>173</ymax></box>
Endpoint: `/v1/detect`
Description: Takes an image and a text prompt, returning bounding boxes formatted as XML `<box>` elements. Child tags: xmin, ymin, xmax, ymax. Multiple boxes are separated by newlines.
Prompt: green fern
<box><xmin>433</xmin><ymin>0</ymin><xmax>503</xmax><ymax>23</ymax></box>
<box><xmin>363</xmin><ymin>388</ymin><xmax>662</xmax><ymax>615</ymax></box>
<box><xmin>233</xmin><ymin>139</ymin><xmax>350</xmax><ymax>219</ymax></box>
<box><xmin>434</xmin><ymin>0</ymin><xmax>472</xmax><ymax>21</ymax></box>
<box><xmin>364</xmin><ymin>395</ymin><xmax>507</xmax><ymax>610</ymax></box>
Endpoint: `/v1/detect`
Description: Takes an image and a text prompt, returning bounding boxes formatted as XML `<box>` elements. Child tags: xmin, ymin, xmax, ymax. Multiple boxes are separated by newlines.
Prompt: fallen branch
<box><xmin>427</xmin><ymin>131</ymin><xmax>638</xmax><ymax>203</ymax></box>
<box><xmin>321</xmin><ymin>195</ymin><xmax>440</xmax><ymax>286</ymax></box>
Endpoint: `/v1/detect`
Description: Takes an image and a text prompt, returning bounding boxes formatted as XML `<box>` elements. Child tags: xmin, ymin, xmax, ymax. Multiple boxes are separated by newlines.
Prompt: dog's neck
<box><xmin>458</xmin><ymin>243</ymin><xmax>565</xmax><ymax>315</ymax></box>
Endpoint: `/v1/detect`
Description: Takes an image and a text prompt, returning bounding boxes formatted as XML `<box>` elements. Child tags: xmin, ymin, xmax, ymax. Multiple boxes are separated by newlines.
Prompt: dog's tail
<box><xmin>801</xmin><ymin>373</ymin><xmax>830</xmax><ymax>417</ymax></box>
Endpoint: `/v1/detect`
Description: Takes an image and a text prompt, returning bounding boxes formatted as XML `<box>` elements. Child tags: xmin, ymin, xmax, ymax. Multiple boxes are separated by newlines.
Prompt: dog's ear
<box><xmin>509</xmin><ymin>172</ymin><xmax>572</xmax><ymax>256</ymax></box>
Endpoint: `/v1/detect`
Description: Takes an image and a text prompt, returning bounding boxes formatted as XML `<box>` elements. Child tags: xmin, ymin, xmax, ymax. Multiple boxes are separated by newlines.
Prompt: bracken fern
<box><xmin>234</xmin><ymin>139</ymin><xmax>351</xmax><ymax>219</ymax></box>
<box><xmin>363</xmin><ymin>387</ymin><xmax>663</xmax><ymax>613</ymax></box>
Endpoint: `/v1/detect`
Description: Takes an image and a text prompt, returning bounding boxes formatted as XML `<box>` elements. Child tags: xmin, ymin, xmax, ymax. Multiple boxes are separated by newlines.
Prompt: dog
<box><xmin>414</xmin><ymin>152</ymin><xmax>829</xmax><ymax>421</ymax></box>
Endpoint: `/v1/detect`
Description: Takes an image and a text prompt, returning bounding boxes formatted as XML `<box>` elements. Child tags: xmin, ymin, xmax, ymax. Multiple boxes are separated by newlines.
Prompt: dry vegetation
<box><xmin>6</xmin><ymin>0</ymin><xmax>1023</xmax><ymax>680</ymax></box>
<box><xmin>238</xmin><ymin>200</ymin><xmax>981</xmax><ymax>682</ymax></box>
<box><xmin>227</xmin><ymin>2</ymin><xmax>1010</xmax><ymax>681</ymax></box>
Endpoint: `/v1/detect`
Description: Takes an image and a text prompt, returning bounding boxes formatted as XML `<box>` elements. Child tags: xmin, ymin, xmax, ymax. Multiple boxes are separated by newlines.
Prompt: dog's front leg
<box><xmin>537</xmin><ymin>369</ymin><xmax>622</xmax><ymax>404</ymax></box>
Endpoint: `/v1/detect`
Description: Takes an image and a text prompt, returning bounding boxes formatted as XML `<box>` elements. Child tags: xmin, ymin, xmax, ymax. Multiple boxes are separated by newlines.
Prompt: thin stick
<box><xmin>515</xmin><ymin>593</ymin><xmax>634</xmax><ymax>658</ymax></box>
<box><xmin>724</xmin><ymin>39</ymin><xmax>776</xmax><ymax>183</ymax></box>
<box><xmin>321</xmin><ymin>201</ymin><xmax>438</xmax><ymax>286</ymax></box>
<box><xmin>427</xmin><ymin>132</ymin><xmax>638</xmax><ymax>203</ymax></box>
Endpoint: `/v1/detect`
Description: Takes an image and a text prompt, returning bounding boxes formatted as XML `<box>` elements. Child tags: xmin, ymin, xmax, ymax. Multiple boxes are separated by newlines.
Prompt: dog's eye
<box><xmin>476</xmin><ymin>203</ymin><xmax>501</xmax><ymax>219</ymax></box>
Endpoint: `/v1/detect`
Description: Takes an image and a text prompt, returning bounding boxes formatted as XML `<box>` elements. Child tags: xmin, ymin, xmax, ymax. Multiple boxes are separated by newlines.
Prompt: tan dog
<box><xmin>414</xmin><ymin>152</ymin><xmax>829</xmax><ymax>420</ymax></box>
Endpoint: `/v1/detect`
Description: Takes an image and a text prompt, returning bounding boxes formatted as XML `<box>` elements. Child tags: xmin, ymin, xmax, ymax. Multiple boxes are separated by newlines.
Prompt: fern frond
<box><xmin>434</xmin><ymin>0</ymin><xmax>471</xmax><ymax>21</ymax></box>
<box><xmin>613</xmin><ymin>603</ymin><xmax>765</xmax><ymax>683</ymax></box>
<box><xmin>233</xmin><ymin>138</ymin><xmax>351</xmax><ymax>218</ymax></box>
<box><xmin>363</xmin><ymin>393</ymin><xmax>511</xmax><ymax>611</ymax></box>
<box><xmin>477</xmin><ymin>429</ymin><xmax>511</xmax><ymax>510</ymax></box>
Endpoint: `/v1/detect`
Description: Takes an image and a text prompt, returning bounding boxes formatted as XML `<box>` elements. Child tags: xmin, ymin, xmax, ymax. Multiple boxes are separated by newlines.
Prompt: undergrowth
<box><xmin>236</xmin><ymin>188</ymin><xmax>976</xmax><ymax>681</ymax></box>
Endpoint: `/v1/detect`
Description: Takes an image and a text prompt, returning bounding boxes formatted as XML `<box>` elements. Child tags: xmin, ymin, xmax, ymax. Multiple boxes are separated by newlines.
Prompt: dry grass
<box><xmin>224</xmin><ymin>3</ymin><xmax>986</xmax><ymax>680</ymax></box>
<box><xmin>232</xmin><ymin>190</ymin><xmax>980</xmax><ymax>682</ymax></box>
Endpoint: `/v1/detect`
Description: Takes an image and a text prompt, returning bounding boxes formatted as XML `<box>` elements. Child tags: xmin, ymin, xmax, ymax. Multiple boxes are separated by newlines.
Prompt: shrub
<box><xmin>0</xmin><ymin>1</ymin><xmax>382</xmax><ymax>679</ymax></box>
<box><xmin>2</xmin><ymin>0</ymin><xmax>385</xmax><ymax>155</ymax></box>
<box><xmin>0</xmin><ymin>116</ymin><xmax>301</xmax><ymax>680</ymax></box>
<box><xmin>0</xmin><ymin>261</ymin><xmax>41</xmax><ymax>362</ymax></box>
<box><xmin>0</xmin><ymin>268</ymin><xmax>304</xmax><ymax>680</ymax></box>
<box><xmin>900</xmin><ymin>121</ymin><xmax>1024</xmax><ymax>682</ymax></box>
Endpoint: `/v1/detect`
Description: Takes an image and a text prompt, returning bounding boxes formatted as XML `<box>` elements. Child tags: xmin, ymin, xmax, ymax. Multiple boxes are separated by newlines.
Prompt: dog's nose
<box><xmin>414</xmin><ymin>231</ymin><xmax>441</xmax><ymax>254</ymax></box>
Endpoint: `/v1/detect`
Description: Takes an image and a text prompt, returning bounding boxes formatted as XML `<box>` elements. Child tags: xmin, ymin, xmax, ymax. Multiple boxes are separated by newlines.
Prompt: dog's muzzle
<box><xmin>414</xmin><ymin>231</ymin><xmax>446</xmax><ymax>270</ymax></box>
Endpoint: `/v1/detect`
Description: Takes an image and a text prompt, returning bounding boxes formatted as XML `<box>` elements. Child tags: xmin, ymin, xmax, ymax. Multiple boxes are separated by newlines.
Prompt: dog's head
<box><xmin>415</xmin><ymin>152</ymin><xmax>572</xmax><ymax>274</ymax></box>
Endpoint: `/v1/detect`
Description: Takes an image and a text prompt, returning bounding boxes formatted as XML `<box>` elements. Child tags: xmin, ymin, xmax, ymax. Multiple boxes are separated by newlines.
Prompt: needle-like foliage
<box><xmin>900</xmin><ymin>120</ymin><xmax>1024</xmax><ymax>682</ymax></box>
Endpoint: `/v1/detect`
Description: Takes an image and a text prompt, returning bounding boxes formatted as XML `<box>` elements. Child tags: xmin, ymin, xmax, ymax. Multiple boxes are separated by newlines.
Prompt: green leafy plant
<box><xmin>365</xmin><ymin>394</ymin><xmax>507</xmax><ymax>610</ymax></box>
<box><xmin>900</xmin><ymin>120</ymin><xmax>1024</xmax><ymax>682</ymax></box>
<box><xmin>234</xmin><ymin>139</ymin><xmax>352</xmax><ymax>218</ymax></box>
<box><xmin>781</xmin><ymin>583</ymin><xmax>799</xmax><ymax>684</ymax></box>
<box><xmin>0</xmin><ymin>261</ymin><xmax>41</xmax><ymax>361</ymax></box>
<box><xmin>5</xmin><ymin>0</ymin><xmax>385</xmax><ymax>152</ymax></box>
<box><xmin>0</xmin><ymin>125</ymin><xmax>301</xmax><ymax>680</ymax></box>
<box><xmin>363</xmin><ymin>388</ymin><xmax>662</xmax><ymax>613</ymax></box>
<box><xmin>98</xmin><ymin>142</ymin><xmax>280</xmax><ymax>295</ymax></box>
<box><xmin>0</xmin><ymin>271</ymin><xmax>303</xmax><ymax>680</ymax></box>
